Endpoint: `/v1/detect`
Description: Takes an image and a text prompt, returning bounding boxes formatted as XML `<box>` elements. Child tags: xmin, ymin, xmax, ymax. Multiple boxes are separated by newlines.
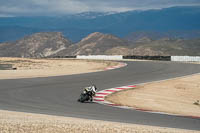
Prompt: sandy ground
<box><xmin>106</xmin><ymin>74</ymin><xmax>200</xmax><ymax>117</ymax></box>
<box><xmin>0</xmin><ymin>57</ymin><xmax>118</xmax><ymax>79</ymax></box>
<box><xmin>0</xmin><ymin>110</ymin><xmax>199</xmax><ymax>133</ymax></box>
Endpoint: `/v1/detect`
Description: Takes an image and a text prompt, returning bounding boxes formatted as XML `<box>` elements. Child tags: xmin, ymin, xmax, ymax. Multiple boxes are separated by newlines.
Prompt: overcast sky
<box><xmin>0</xmin><ymin>0</ymin><xmax>200</xmax><ymax>16</ymax></box>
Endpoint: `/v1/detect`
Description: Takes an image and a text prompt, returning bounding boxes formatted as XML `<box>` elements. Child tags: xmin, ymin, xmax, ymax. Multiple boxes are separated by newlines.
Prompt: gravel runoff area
<box><xmin>106</xmin><ymin>73</ymin><xmax>200</xmax><ymax>117</ymax></box>
<box><xmin>0</xmin><ymin>57</ymin><xmax>118</xmax><ymax>79</ymax></box>
<box><xmin>0</xmin><ymin>110</ymin><xmax>199</xmax><ymax>133</ymax></box>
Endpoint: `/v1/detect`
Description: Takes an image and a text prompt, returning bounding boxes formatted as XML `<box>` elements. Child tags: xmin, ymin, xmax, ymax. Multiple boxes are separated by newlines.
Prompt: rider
<box><xmin>84</xmin><ymin>85</ymin><xmax>97</xmax><ymax>101</ymax></box>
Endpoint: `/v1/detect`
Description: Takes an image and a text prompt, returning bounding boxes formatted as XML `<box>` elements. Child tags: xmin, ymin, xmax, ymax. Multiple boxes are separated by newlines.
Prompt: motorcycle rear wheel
<box><xmin>78</xmin><ymin>93</ymin><xmax>89</xmax><ymax>103</ymax></box>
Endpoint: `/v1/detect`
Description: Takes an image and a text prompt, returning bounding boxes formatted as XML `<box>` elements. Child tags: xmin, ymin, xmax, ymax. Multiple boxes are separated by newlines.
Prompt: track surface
<box><xmin>0</xmin><ymin>61</ymin><xmax>200</xmax><ymax>130</ymax></box>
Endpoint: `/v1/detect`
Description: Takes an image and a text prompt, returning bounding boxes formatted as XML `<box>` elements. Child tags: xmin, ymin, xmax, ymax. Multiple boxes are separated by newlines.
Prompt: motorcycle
<box><xmin>78</xmin><ymin>90</ymin><xmax>94</xmax><ymax>103</ymax></box>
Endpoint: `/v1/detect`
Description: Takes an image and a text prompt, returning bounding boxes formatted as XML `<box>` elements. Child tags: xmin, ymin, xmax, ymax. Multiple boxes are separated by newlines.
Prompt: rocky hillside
<box><xmin>0</xmin><ymin>32</ymin><xmax>71</xmax><ymax>57</ymax></box>
<box><xmin>70</xmin><ymin>32</ymin><xmax>130</xmax><ymax>55</ymax></box>
<box><xmin>0</xmin><ymin>32</ymin><xmax>200</xmax><ymax>57</ymax></box>
<box><xmin>54</xmin><ymin>32</ymin><xmax>130</xmax><ymax>56</ymax></box>
<box><xmin>124</xmin><ymin>31</ymin><xmax>200</xmax><ymax>42</ymax></box>
<box><xmin>130</xmin><ymin>38</ymin><xmax>200</xmax><ymax>56</ymax></box>
<box><xmin>107</xmin><ymin>37</ymin><xmax>200</xmax><ymax>56</ymax></box>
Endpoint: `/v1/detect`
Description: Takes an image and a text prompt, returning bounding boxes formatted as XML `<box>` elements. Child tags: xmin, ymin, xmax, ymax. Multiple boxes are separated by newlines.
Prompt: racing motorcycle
<box><xmin>77</xmin><ymin>85</ymin><xmax>97</xmax><ymax>103</ymax></box>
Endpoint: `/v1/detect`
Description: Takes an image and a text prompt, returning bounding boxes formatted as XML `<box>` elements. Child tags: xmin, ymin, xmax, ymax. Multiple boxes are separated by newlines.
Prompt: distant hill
<box><xmin>0</xmin><ymin>32</ymin><xmax>200</xmax><ymax>57</ymax></box>
<box><xmin>0</xmin><ymin>32</ymin><xmax>71</xmax><ymax>57</ymax></box>
<box><xmin>130</xmin><ymin>38</ymin><xmax>200</xmax><ymax>56</ymax></box>
<box><xmin>54</xmin><ymin>32</ymin><xmax>130</xmax><ymax>56</ymax></box>
<box><xmin>124</xmin><ymin>31</ymin><xmax>200</xmax><ymax>42</ymax></box>
<box><xmin>71</xmin><ymin>32</ymin><xmax>130</xmax><ymax>55</ymax></box>
<box><xmin>0</xmin><ymin>6</ymin><xmax>200</xmax><ymax>43</ymax></box>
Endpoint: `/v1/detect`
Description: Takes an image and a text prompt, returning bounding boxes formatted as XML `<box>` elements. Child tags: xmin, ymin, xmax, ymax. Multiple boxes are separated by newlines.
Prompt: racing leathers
<box><xmin>83</xmin><ymin>85</ymin><xmax>97</xmax><ymax>101</ymax></box>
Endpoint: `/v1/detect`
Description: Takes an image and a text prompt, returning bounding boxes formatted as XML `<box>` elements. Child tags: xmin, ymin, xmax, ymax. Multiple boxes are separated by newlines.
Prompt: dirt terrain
<box><xmin>106</xmin><ymin>74</ymin><xmax>200</xmax><ymax>117</ymax></box>
<box><xmin>0</xmin><ymin>110</ymin><xmax>198</xmax><ymax>133</ymax></box>
<box><xmin>0</xmin><ymin>57</ymin><xmax>117</xmax><ymax>79</ymax></box>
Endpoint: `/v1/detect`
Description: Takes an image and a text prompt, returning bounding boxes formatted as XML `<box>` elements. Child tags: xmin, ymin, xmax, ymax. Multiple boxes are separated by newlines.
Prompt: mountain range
<box><xmin>0</xmin><ymin>32</ymin><xmax>200</xmax><ymax>57</ymax></box>
<box><xmin>0</xmin><ymin>6</ymin><xmax>200</xmax><ymax>43</ymax></box>
<box><xmin>0</xmin><ymin>32</ymin><xmax>71</xmax><ymax>57</ymax></box>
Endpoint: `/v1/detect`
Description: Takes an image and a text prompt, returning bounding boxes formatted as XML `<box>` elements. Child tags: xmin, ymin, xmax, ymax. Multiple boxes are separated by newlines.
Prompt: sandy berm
<box><xmin>106</xmin><ymin>73</ymin><xmax>200</xmax><ymax>117</ymax></box>
<box><xmin>0</xmin><ymin>58</ymin><xmax>199</xmax><ymax>133</ymax></box>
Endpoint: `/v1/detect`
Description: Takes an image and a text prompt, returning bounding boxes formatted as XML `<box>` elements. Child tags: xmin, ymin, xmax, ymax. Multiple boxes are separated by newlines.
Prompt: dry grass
<box><xmin>0</xmin><ymin>110</ymin><xmax>198</xmax><ymax>133</ymax></box>
<box><xmin>106</xmin><ymin>74</ymin><xmax>200</xmax><ymax>117</ymax></box>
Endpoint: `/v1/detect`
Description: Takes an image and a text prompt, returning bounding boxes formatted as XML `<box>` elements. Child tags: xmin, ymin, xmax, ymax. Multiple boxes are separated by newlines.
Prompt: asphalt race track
<box><xmin>0</xmin><ymin>61</ymin><xmax>200</xmax><ymax>130</ymax></box>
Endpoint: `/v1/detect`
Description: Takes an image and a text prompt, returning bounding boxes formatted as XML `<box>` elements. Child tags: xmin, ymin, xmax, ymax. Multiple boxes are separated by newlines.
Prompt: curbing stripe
<box><xmin>127</xmin><ymin>85</ymin><xmax>137</xmax><ymax>87</ymax></box>
<box><xmin>104</xmin><ymin>63</ymin><xmax>127</xmax><ymax>71</ymax></box>
<box><xmin>115</xmin><ymin>88</ymin><xmax>129</xmax><ymax>90</ymax></box>
<box><xmin>95</xmin><ymin>94</ymin><xmax>106</xmax><ymax>97</ymax></box>
<box><xmin>105</xmin><ymin>90</ymin><xmax>117</xmax><ymax>92</ymax></box>
<box><xmin>94</xmin><ymin>96</ymin><xmax>104</xmax><ymax>98</ymax></box>
<box><xmin>96</xmin><ymin>93</ymin><xmax>109</xmax><ymax>95</ymax></box>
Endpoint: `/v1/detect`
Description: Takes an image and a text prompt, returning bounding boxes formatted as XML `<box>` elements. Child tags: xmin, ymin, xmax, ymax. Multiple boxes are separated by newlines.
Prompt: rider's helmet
<box><xmin>91</xmin><ymin>84</ymin><xmax>97</xmax><ymax>93</ymax></box>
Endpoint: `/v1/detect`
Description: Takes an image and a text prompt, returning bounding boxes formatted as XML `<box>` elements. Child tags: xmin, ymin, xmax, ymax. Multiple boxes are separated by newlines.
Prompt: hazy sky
<box><xmin>0</xmin><ymin>0</ymin><xmax>200</xmax><ymax>16</ymax></box>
